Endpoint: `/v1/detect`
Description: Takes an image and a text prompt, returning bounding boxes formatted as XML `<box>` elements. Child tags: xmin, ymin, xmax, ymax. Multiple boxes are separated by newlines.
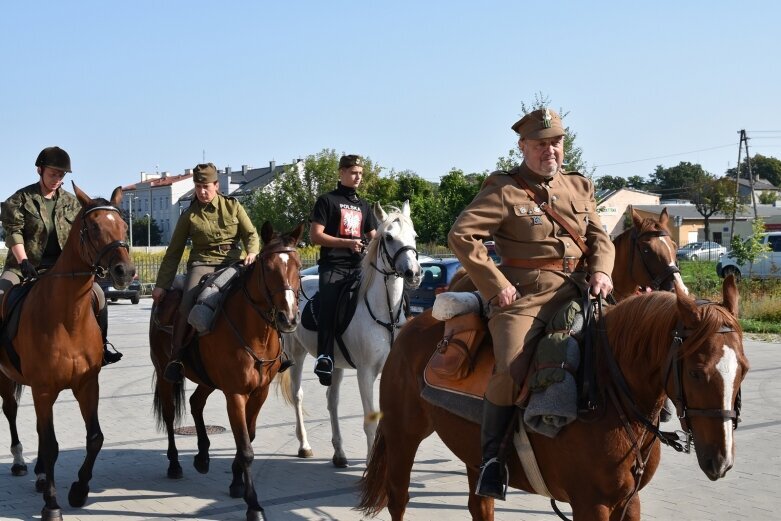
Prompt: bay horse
<box><xmin>150</xmin><ymin>221</ymin><xmax>303</xmax><ymax>521</ymax></box>
<box><xmin>282</xmin><ymin>201</ymin><xmax>421</xmax><ymax>467</ymax></box>
<box><xmin>611</xmin><ymin>207</ymin><xmax>686</xmax><ymax>301</ymax></box>
<box><xmin>0</xmin><ymin>185</ymin><xmax>134</xmax><ymax>521</ymax></box>
<box><xmin>359</xmin><ymin>276</ymin><xmax>748</xmax><ymax>521</ymax></box>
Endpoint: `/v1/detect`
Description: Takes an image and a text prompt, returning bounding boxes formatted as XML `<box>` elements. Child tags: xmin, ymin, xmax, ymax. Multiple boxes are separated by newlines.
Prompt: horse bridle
<box><xmin>629</xmin><ymin>229</ymin><xmax>680</xmax><ymax>291</ymax></box>
<box><xmin>74</xmin><ymin>205</ymin><xmax>129</xmax><ymax>278</ymax></box>
<box><xmin>240</xmin><ymin>245</ymin><xmax>299</xmax><ymax>328</ymax></box>
<box><xmin>371</xmin><ymin>230</ymin><xmax>419</xmax><ymax>278</ymax></box>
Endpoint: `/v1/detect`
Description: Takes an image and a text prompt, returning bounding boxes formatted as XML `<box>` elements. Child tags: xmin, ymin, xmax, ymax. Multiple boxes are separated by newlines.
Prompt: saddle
<box><xmin>422</xmin><ymin>294</ymin><xmax>596</xmax><ymax>437</ymax></box>
<box><xmin>301</xmin><ymin>275</ymin><xmax>361</xmax><ymax>366</ymax></box>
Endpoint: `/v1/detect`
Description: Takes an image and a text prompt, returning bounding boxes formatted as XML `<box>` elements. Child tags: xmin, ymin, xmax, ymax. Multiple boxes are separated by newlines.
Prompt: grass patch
<box><xmin>739</xmin><ymin>319</ymin><xmax>781</xmax><ymax>334</ymax></box>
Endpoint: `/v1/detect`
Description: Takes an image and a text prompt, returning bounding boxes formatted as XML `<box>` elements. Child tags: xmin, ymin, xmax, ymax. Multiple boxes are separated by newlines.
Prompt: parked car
<box><xmin>716</xmin><ymin>232</ymin><xmax>781</xmax><ymax>280</ymax></box>
<box><xmin>98</xmin><ymin>274</ymin><xmax>141</xmax><ymax>304</ymax></box>
<box><xmin>676</xmin><ymin>241</ymin><xmax>727</xmax><ymax>261</ymax></box>
<box><xmin>408</xmin><ymin>258</ymin><xmax>463</xmax><ymax>315</ymax></box>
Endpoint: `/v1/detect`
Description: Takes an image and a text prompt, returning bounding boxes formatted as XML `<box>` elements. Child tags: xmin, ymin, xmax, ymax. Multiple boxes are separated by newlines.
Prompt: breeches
<box><xmin>317</xmin><ymin>265</ymin><xmax>357</xmax><ymax>356</ymax></box>
<box><xmin>179</xmin><ymin>264</ymin><xmax>220</xmax><ymax>322</ymax></box>
<box><xmin>486</xmin><ymin>312</ymin><xmax>546</xmax><ymax>405</ymax></box>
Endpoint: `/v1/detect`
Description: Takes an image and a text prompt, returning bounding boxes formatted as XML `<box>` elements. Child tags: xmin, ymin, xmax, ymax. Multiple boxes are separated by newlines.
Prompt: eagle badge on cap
<box><xmin>542</xmin><ymin>108</ymin><xmax>552</xmax><ymax>129</ymax></box>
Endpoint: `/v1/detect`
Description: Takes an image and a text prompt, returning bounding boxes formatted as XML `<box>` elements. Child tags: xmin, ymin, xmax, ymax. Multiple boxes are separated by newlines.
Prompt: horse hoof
<box><xmin>68</xmin><ymin>481</ymin><xmax>90</xmax><ymax>507</ymax></box>
<box><xmin>332</xmin><ymin>455</ymin><xmax>348</xmax><ymax>468</ymax></box>
<box><xmin>298</xmin><ymin>448</ymin><xmax>314</xmax><ymax>458</ymax></box>
<box><xmin>167</xmin><ymin>464</ymin><xmax>184</xmax><ymax>479</ymax></box>
<box><xmin>35</xmin><ymin>477</ymin><xmax>47</xmax><ymax>493</ymax></box>
<box><xmin>246</xmin><ymin>507</ymin><xmax>266</xmax><ymax>521</ymax></box>
<box><xmin>11</xmin><ymin>463</ymin><xmax>28</xmax><ymax>476</ymax></box>
<box><xmin>193</xmin><ymin>455</ymin><xmax>210</xmax><ymax>474</ymax></box>
<box><xmin>41</xmin><ymin>507</ymin><xmax>63</xmax><ymax>521</ymax></box>
<box><xmin>229</xmin><ymin>483</ymin><xmax>246</xmax><ymax>499</ymax></box>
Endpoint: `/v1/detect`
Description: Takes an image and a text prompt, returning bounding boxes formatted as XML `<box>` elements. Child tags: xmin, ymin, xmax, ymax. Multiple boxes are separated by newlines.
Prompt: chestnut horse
<box><xmin>611</xmin><ymin>207</ymin><xmax>686</xmax><ymax>301</ymax></box>
<box><xmin>0</xmin><ymin>185</ymin><xmax>134</xmax><ymax>521</ymax></box>
<box><xmin>149</xmin><ymin>221</ymin><xmax>303</xmax><ymax>521</ymax></box>
<box><xmin>359</xmin><ymin>276</ymin><xmax>748</xmax><ymax>521</ymax></box>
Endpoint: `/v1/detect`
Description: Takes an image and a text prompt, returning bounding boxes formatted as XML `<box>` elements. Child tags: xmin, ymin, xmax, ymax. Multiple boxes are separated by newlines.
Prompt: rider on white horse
<box><xmin>309</xmin><ymin>154</ymin><xmax>378</xmax><ymax>386</ymax></box>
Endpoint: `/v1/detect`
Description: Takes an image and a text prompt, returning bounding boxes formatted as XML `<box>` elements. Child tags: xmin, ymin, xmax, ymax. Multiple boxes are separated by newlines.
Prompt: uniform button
<box><xmin>552</xmin><ymin>195</ymin><xmax>558</xmax><ymax>202</ymax></box>
<box><xmin>565</xmin><ymin>242</ymin><xmax>571</xmax><ymax>248</ymax></box>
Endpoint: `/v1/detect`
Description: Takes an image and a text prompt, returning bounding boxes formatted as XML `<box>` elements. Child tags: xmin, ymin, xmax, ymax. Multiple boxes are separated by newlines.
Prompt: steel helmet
<box><xmin>35</xmin><ymin>146</ymin><xmax>72</xmax><ymax>173</ymax></box>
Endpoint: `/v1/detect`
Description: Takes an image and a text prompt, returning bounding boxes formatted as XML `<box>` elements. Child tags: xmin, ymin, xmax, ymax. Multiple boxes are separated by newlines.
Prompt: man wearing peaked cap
<box><xmin>153</xmin><ymin>162</ymin><xmax>261</xmax><ymax>383</ymax></box>
<box><xmin>448</xmin><ymin>108</ymin><xmax>615</xmax><ymax>499</ymax></box>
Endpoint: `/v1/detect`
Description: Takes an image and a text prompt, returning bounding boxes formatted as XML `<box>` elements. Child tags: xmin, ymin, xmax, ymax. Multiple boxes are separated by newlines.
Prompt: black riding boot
<box><xmin>98</xmin><ymin>305</ymin><xmax>123</xmax><ymax>366</ymax></box>
<box><xmin>476</xmin><ymin>400</ymin><xmax>515</xmax><ymax>500</ymax></box>
<box><xmin>163</xmin><ymin>317</ymin><xmax>188</xmax><ymax>383</ymax></box>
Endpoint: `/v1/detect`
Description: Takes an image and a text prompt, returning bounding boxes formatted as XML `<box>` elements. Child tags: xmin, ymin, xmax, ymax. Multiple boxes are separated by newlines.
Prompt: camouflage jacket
<box><xmin>155</xmin><ymin>193</ymin><xmax>260</xmax><ymax>289</ymax></box>
<box><xmin>1</xmin><ymin>182</ymin><xmax>81</xmax><ymax>275</ymax></box>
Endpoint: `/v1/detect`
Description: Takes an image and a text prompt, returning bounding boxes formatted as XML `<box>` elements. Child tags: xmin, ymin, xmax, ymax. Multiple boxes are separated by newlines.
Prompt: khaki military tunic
<box><xmin>155</xmin><ymin>193</ymin><xmax>260</xmax><ymax>292</ymax></box>
<box><xmin>448</xmin><ymin>163</ymin><xmax>615</xmax><ymax>405</ymax></box>
<box><xmin>1</xmin><ymin>183</ymin><xmax>80</xmax><ymax>276</ymax></box>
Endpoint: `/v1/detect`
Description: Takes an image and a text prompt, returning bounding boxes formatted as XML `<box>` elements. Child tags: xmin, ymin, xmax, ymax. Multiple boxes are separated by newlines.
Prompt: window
<box><xmin>768</xmin><ymin>235</ymin><xmax>781</xmax><ymax>253</ymax></box>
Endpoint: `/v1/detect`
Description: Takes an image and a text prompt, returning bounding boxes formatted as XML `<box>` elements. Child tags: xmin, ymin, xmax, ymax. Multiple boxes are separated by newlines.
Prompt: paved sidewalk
<box><xmin>0</xmin><ymin>300</ymin><xmax>778</xmax><ymax>520</ymax></box>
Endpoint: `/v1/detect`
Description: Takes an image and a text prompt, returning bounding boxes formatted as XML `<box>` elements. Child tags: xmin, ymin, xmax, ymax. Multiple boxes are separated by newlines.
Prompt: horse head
<box><xmin>73</xmin><ymin>183</ymin><xmax>135</xmax><ymax>288</ymax></box>
<box><xmin>627</xmin><ymin>207</ymin><xmax>686</xmax><ymax>294</ymax></box>
<box><xmin>370</xmin><ymin>200</ymin><xmax>421</xmax><ymax>289</ymax></box>
<box><xmin>258</xmin><ymin>221</ymin><xmax>304</xmax><ymax>333</ymax></box>
<box><xmin>669</xmin><ymin>274</ymin><xmax>748</xmax><ymax>480</ymax></box>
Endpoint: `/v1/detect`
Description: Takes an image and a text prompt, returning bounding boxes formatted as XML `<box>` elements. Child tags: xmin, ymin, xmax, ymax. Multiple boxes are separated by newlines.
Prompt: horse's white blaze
<box><xmin>716</xmin><ymin>344</ymin><xmax>739</xmax><ymax>460</ymax></box>
<box><xmin>658</xmin><ymin>236</ymin><xmax>690</xmax><ymax>294</ymax></box>
<box><xmin>284</xmin><ymin>289</ymin><xmax>295</xmax><ymax>311</ymax></box>
<box><xmin>106</xmin><ymin>213</ymin><xmax>116</xmax><ymax>222</ymax></box>
<box><xmin>279</xmin><ymin>253</ymin><xmax>289</xmax><ymax>266</ymax></box>
<box><xmin>673</xmin><ymin>272</ymin><xmax>689</xmax><ymax>294</ymax></box>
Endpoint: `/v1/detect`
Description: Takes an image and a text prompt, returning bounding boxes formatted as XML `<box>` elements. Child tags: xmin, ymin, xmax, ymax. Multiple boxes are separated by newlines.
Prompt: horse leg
<box><xmin>155</xmin><ymin>376</ymin><xmax>184</xmax><ymax>479</ymax></box>
<box><xmin>35</xmin><ymin>436</ymin><xmax>46</xmax><ymax>491</ymax></box>
<box><xmin>327</xmin><ymin>367</ymin><xmax>347</xmax><ymax>467</ymax></box>
<box><xmin>571</xmin><ymin>502</ymin><xmax>610</xmax><ymax>521</ymax></box>
<box><xmin>68</xmin><ymin>376</ymin><xmax>104</xmax><ymax>508</ymax></box>
<box><xmin>0</xmin><ymin>377</ymin><xmax>27</xmax><ymax>476</ymax></box>
<box><xmin>610</xmin><ymin>495</ymin><xmax>640</xmax><ymax>521</ymax></box>
<box><xmin>32</xmin><ymin>388</ymin><xmax>63</xmax><ymax>521</ymax></box>
<box><xmin>225</xmin><ymin>393</ymin><xmax>266</xmax><ymax>521</ymax></box>
<box><xmin>245</xmin><ymin>386</ymin><xmax>269</xmax><ymax>443</ymax></box>
<box><xmin>356</xmin><ymin>364</ymin><xmax>381</xmax><ymax>463</ymax></box>
<box><xmin>466</xmin><ymin>465</ymin><xmax>495</xmax><ymax>521</ymax></box>
<box><xmin>190</xmin><ymin>384</ymin><xmax>214</xmax><ymax>474</ymax></box>
<box><xmin>288</xmin><ymin>339</ymin><xmax>313</xmax><ymax>458</ymax></box>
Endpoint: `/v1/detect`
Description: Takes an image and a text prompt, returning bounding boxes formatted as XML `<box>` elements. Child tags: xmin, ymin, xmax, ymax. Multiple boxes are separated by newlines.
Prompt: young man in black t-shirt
<box><xmin>309</xmin><ymin>154</ymin><xmax>378</xmax><ymax>386</ymax></box>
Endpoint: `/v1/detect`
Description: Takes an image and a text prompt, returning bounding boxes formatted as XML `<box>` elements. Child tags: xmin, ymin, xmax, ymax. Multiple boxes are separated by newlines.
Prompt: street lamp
<box><xmin>144</xmin><ymin>213</ymin><xmax>151</xmax><ymax>254</ymax></box>
<box><xmin>127</xmin><ymin>193</ymin><xmax>137</xmax><ymax>248</ymax></box>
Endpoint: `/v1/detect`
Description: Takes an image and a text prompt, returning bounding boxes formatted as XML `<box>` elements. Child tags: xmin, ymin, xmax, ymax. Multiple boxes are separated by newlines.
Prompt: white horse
<box><xmin>283</xmin><ymin>201</ymin><xmax>421</xmax><ymax>467</ymax></box>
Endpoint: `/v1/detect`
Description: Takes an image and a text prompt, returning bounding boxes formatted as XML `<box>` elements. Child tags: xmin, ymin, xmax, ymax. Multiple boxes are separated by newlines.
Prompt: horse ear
<box><xmin>402</xmin><ymin>200</ymin><xmax>411</xmax><ymax>218</ymax></box>
<box><xmin>675</xmin><ymin>282</ymin><xmax>700</xmax><ymax>328</ymax></box>
<box><xmin>260</xmin><ymin>221</ymin><xmax>274</xmax><ymax>245</ymax></box>
<box><xmin>290</xmin><ymin>222</ymin><xmax>305</xmax><ymax>244</ymax></box>
<box><xmin>722</xmin><ymin>274</ymin><xmax>740</xmax><ymax>317</ymax></box>
<box><xmin>110</xmin><ymin>186</ymin><xmax>123</xmax><ymax>207</ymax></box>
<box><xmin>71</xmin><ymin>182</ymin><xmax>92</xmax><ymax>208</ymax></box>
<box><xmin>659</xmin><ymin>207</ymin><xmax>670</xmax><ymax>226</ymax></box>
<box><xmin>631</xmin><ymin>207</ymin><xmax>643</xmax><ymax>230</ymax></box>
<box><xmin>374</xmin><ymin>202</ymin><xmax>388</xmax><ymax>222</ymax></box>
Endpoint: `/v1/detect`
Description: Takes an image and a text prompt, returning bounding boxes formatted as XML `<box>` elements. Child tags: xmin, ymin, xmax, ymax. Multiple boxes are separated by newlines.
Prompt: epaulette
<box><xmin>563</xmin><ymin>170</ymin><xmax>586</xmax><ymax>177</ymax></box>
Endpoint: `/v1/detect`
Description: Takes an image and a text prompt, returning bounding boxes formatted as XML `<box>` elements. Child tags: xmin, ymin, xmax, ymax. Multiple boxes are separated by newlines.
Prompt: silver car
<box><xmin>676</xmin><ymin>241</ymin><xmax>727</xmax><ymax>261</ymax></box>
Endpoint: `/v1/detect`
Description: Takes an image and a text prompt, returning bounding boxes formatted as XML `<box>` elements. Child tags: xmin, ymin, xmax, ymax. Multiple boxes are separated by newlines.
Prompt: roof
<box><xmin>596</xmin><ymin>187</ymin><xmax>660</xmax><ymax>205</ymax></box>
<box><xmin>122</xmin><ymin>173</ymin><xmax>193</xmax><ymax>191</ymax></box>
<box><xmin>737</xmin><ymin>177</ymin><xmax>779</xmax><ymax>191</ymax></box>
<box><xmin>634</xmin><ymin>203</ymin><xmax>781</xmax><ymax>221</ymax></box>
<box><xmin>227</xmin><ymin>163</ymin><xmax>295</xmax><ymax>197</ymax></box>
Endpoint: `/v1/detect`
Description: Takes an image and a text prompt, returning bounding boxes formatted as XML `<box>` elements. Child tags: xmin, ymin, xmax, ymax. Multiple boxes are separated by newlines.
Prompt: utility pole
<box><xmin>728</xmin><ymin>130</ymin><xmax>757</xmax><ymax>246</ymax></box>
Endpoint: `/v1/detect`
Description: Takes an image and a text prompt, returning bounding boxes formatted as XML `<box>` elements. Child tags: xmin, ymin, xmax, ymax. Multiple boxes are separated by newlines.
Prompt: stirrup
<box><xmin>279</xmin><ymin>359</ymin><xmax>294</xmax><ymax>373</ymax></box>
<box><xmin>475</xmin><ymin>457</ymin><xmax>509</xmax><ymax>500</ymax></box>
<box><xmin>102</xmin><ymin>342</ymin><xmax>123</xmax><ymax>366</ymax></box>
<box><xmin>314</xmin><ymin>355</ymin><xmax>333</xmax><ymax>386</ymax></box>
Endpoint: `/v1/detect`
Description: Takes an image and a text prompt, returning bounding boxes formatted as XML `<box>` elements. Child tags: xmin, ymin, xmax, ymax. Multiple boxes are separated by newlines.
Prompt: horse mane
<box><xmin>359</xmin><ymin>206</ymin><xmax>413</xmax><ymax>296</ymax></box>
<box><xmin>607</xmin><ymin>291</ymin><xmax>742</xmax><ymax>371</ymax></box>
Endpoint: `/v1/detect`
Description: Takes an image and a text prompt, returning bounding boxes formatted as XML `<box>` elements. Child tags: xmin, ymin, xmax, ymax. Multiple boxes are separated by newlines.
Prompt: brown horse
<box><xmin>611</xmin><ymin>207</ymin><xmax>685</xmax><ymax>301</ymax></box>
<box><xmin>359</xmin><ymin>276</ymin><xmax>748</xmax><ymax>521</ymax></box>
<box><xmin>150</xmin><ymin>221</ymin><xmax>303</xmax><ymax>521</ymax></box>
<box><xmin>0</xmin><ymin>185</ymin><xmax>134</xmax><ymax>521</ymax></box>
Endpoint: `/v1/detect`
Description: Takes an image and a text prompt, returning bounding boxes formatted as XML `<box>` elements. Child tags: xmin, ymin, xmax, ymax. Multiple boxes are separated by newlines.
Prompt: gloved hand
<box><xmin>20</xmin><ymin>259</ymin><xmax>38</xmax><ymax>280</ymax></box>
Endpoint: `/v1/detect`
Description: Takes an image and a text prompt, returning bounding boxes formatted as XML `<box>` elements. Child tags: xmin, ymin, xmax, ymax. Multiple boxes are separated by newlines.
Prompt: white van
<box><xmin>716</xmin><ymin>232</ymin><xmax>781</xmax><ymax>280</ymax></box>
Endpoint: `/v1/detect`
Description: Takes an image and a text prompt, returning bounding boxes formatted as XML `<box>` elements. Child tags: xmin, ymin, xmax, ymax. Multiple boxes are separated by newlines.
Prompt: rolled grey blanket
<box><xmin>524</xmin><ymin>336</ymin><xmax>581</xmax><ymax>438</ymax></box>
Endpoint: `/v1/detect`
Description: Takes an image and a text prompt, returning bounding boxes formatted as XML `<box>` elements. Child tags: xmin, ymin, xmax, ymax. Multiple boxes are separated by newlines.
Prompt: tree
<box><xmin>759</xmin><ymin>191</ymin><xmax>778</xmax><ymax>204</ymax></box>
<box><xmin>729</xmin><ymin>218</ymin><xmax>771</xmax><ymax>276</ymax></box>
<box><xmin>495</xmin><ymin>92</ymin><xmax>591</xmax><ymax>174</ymax></box>
<box><xmin>594</xmin><ymin>175</ymin><xmax>627</xmax><ymax>191</ymax></box>
<box><xmin>131</xmin><ymin>215</ymin><xmax>163</xmax><ymax>246</ymax></box>
<box><xmin>647</xmin><ymin>161</ymin><xmax>710</xmax><ymax>200</ymax></box>
<box><xmin>626</xmin><ymin>175</ymin><xmax>651</xmax><ymax>190</ymax></box>
<box><xmin>726</xmin><ymin>154</ymin><xmax>781</xmax><ymax>187</ymax></box>
<box><xmin>689</xmin><ymin>177</ymin><xmax>735</xmax><ymax>242</ymax></box>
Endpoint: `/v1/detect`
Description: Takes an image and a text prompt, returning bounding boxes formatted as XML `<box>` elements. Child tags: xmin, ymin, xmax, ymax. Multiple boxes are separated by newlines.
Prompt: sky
<box><xmin>2</xmin><ymin>1</ymin><xmax>780</xmax><ymax>203</ymax></box>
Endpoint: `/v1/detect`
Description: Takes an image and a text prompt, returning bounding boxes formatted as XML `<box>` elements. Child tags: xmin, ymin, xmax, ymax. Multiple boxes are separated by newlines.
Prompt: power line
<box><xmin>594</xmin><ymin>143</ymin><xmax>735</xmax><ymax>168</ymax></box>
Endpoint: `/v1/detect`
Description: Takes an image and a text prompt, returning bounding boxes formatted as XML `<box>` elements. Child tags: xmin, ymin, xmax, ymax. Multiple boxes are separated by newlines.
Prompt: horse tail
<box><xmin>152</xmin><ymin>371</ymin><xmax>186</xmax><ymax>432</ymax></box>
<box><xmin>358</xmin><ymin>425</ymin><xmax>390</xmax><ymax>517</ymax></box>
<box><xmin>276</xmin><ymin>367</ymin><xmax>295</xmax><ymax>407</ymax></box>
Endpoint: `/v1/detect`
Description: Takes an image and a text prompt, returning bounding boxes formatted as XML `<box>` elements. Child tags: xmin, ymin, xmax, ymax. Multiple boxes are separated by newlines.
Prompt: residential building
<box><xmin>596</xmin><ymin>188</ymin><xmax>661</xmax><ymax>237</ymax></box>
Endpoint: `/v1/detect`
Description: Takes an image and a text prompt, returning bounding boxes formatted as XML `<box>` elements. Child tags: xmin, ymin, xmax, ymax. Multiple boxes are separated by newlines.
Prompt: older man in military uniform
<box><xmin>0</xmin><ymin>146</ymin><xmax>122</xmax><ymax>364</ymax></box>
<box><xmin>152</xmin><ymin>163</ymin><xmax>260</xmax><ymax>383</ymax></box>
<box><xmin>448</xmin><ymin>108</ymin><xmax>615</xmax><ymax>499</ymax></box>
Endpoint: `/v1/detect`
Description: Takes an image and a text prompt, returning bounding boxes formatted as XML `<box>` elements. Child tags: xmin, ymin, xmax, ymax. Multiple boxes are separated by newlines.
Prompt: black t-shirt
<box><xmin>311</xmin><ymin>183</ymin><xmax>378</xmax><ymax>269</ymax></box>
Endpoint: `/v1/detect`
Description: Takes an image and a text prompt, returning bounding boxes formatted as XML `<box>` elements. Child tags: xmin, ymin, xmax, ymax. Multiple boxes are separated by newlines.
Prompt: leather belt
<box><xmin>500</xmin><ymin>256</ymin><xmax>585</xmax><ymax>273</ymax></box>
<box><xmin>210</xmin><ymin>243</ymin><xmax>239</xmax><ymax>252</ymax></box>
